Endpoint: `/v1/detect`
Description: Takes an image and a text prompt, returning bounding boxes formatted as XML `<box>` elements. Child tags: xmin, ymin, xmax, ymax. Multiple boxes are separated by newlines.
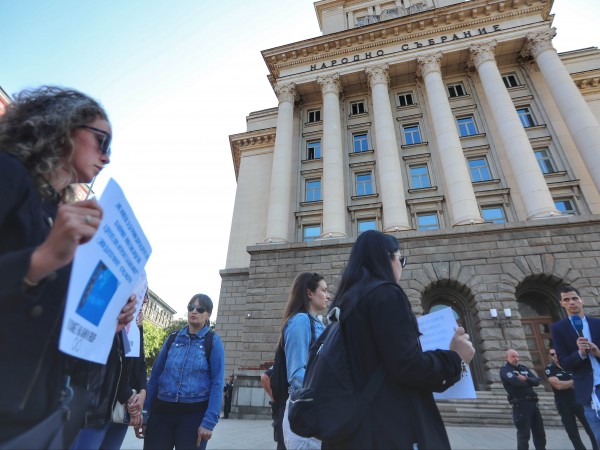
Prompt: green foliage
<box><xmin>163</xmin><ymin>318</ymin><xmax>188</xmax><ymax>336</ymax></box>
<box><xmin>143</xmin><ymin>321</ymin><xmax>167</xmax><ymax>374</ymax></box>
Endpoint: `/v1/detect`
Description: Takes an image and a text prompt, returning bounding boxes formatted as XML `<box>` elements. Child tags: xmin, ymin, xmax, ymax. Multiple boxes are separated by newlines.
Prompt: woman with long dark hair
<box><xmin>143</xmin><ymin>294</ymin><xmax>225</xmax><ymax>450</ymax></box>
<box><xmin>281</xmin><ymin>272</ymin><xmax>330</xmax><ymax>449</ymax></box>
<box><xmin>324</xmin><ymin>230</ymin><xmax>475</xmax><ymax>449</ymax></box>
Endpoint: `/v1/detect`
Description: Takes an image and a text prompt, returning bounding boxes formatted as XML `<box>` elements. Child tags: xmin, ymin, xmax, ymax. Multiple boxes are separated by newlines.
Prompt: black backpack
<box><xmin>166</xmin><ymin>329</ymin><xmax>214</xmax><ymax>365</ymax></box>
<box><xmin>288</xmin><ymin>282</ymin><xmax>390</xmax><ymax>442</ymax></box>
<box><xmin>270</xmin><ymin>314</ymin><xmax>316</xmax><ymax>405</ymax></box>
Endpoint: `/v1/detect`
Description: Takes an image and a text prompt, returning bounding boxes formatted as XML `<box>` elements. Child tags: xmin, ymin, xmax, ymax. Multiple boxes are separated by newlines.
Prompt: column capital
<box><xmin>365</xmin><ymin>64</ymin><xmax>390</xmax><ymax>88</ymax></box>
<box><xmin>317</xmin><ymin>74</ymin><xmax>342</xmax><ymax>96</ymax></box>
<box><xmin>274</xmin><ymin>82</ymin><xmax>297</xmax><ymax>104</ymax></box>
<box><xmin>521</xmin><ymin>28</ymin><xmax>557</xmax><ymax>60</ymax></box>
<box><xmin>416</xmin><ymin>52</ymin><xmax>442</xmax><ymax>78</ymax></box>
<box><xmin>468</xmin><ymin>41</ymin><xmax>497</xmax><ymax>70</ymax></box>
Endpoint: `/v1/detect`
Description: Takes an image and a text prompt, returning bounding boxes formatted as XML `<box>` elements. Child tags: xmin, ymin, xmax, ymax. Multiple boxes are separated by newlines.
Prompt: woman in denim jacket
<box><xmin>143</xmin><ymin>294</ymin><xmax>225</xmax><ymax>450</ymax></box>
<box><xmin>281</xmin><ymin>272</ymin><xmax>330</xmax><ymax>449</ymax></box>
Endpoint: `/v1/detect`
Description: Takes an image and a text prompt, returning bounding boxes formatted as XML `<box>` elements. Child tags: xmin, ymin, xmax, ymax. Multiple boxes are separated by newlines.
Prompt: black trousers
<box><xmin>512</xmin><ymin>400</ymin><xmax>546</xmax><ymax>450</ymax></box>
<box><xmin>556</xmin><ymin>401</ymin><xmax>599</xmax><ymax>450</ymax></box>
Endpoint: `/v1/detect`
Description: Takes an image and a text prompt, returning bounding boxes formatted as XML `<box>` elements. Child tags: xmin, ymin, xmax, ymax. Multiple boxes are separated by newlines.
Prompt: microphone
<box><xmin>571</xmin><ymin>315</ymin><xmax>589</xmax><ymax>354</ymax></box>
<box><xmin>571</xmin><ymin>315</ymin><xmax>584</xmax><ymax>338</ymax></box>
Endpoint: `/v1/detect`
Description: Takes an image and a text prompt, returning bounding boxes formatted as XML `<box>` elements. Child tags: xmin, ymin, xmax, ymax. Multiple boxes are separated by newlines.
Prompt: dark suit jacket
<box><xmin>551</xmin><ymin>316</ymin><xmax>600</xmax><ymax>405</ymax></box>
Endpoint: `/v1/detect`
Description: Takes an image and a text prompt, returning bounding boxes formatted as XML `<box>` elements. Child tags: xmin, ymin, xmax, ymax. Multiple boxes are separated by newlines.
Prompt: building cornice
<box><xmin>262</xmin><ymin>0</ymin><xmax>552</xmax><ymax>80</ymax></box>
<box><xmin>229</xmin><ymin>128</ymin><xmax>277</xmax><ymax>180</ymax></box>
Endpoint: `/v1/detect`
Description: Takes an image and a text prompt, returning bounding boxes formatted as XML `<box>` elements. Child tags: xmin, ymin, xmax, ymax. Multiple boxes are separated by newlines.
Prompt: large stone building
<box><xmin>218</xmin><ymin>0</ymin><xmax>600</xmax><ymax>414</ymax></box>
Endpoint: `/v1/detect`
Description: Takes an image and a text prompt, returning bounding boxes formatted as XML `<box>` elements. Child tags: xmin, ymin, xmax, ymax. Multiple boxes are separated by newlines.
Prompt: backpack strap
<box><xmin>166</xmin><ymin>331</ymin><xmax>177</xmax><ymax>353</ymax></box>
<box><xmin>308</xmin><ymin>313</ymin><xmax>316</xmax><ymax>348</ymax></box>
<box><xmin>204</xmin><ymin>329</ymin><xmax>214</xmax><ymax>367</ymax></box>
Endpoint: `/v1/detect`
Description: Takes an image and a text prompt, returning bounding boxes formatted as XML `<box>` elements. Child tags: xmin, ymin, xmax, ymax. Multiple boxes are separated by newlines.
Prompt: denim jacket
<box><xmin>284</xmin><ymin>313</ymin><xmax>325</xmax><ymax>393</ymax></box>
<box><xmin>145</xmin><ymin>325</ymin><xmax>225</xmax><ymax>431</ymax></box>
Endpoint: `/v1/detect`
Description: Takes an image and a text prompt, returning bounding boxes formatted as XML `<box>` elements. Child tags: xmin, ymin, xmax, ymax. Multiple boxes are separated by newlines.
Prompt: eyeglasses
<box><xmin>392</xmin><ymin>252</ymin><xmax>407</xmax><ymax>268</ymax></box>
<box><xmin>549</xmin><ymin>352</ymin><xmax>556</xmax><ymax>357</ymax></box>
<box><xmin>80</xmin><ymin>125</ymin><xmax>111</xmax><ymax>157</ymax></box>
<box><xmin>187</xmin><ymin>305</ymin><xmax>207</xmax><ymax>314</ymax></box>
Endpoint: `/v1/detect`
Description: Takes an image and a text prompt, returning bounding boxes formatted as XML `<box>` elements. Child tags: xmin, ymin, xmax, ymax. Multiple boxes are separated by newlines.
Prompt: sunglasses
<box><xmin>550</xmin><ymin>352</ymin><xmax>556</xmax><ymax>357</ymax></box>
<box><xmin>187</xmin><ymin>305</ymin><xmax>207</xmax><ymax>314</ymax></box>
<box><xmin>80</xmin><ymin>125</ymin><xmax>112</xmax><ymax>157</ymax></box>
<box><xmin>392</xmin><ymin>252</ymin><xmax>407</xmax><ymax>268</ymax></box>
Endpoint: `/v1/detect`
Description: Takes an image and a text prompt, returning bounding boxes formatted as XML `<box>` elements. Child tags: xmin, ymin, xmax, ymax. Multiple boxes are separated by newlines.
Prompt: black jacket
<box><xmin>324</xmin><ymin>281</ymin><xmax>462</xmax><ymax>450</ymax></box>
<box><xmin>0</xmin><ymin>153</ymin><xmax>70</xmax><ymax>441</ymax></box>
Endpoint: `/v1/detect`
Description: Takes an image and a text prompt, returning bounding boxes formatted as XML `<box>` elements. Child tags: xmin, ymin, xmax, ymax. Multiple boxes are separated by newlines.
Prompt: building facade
<box><xmin>218</xmin><ymin>0</ymin><xmax>600</xmax><ymax>412</ymax></box>
<box><xmin>143</xmin><ymin>288</ymin><xmax>177</xmax><ymax>328</ymax></box>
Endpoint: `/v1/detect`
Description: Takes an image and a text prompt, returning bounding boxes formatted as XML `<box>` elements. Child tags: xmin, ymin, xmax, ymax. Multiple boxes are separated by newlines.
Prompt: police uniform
<box><xmin>545</xmin><ymin>362</ymin><xmax>598</xmax><ymax>450</ymax></box>
<box><xmin>500</xmin><ymin>362</ymin><xmax>547</xmax><ymax>450</ymax></box>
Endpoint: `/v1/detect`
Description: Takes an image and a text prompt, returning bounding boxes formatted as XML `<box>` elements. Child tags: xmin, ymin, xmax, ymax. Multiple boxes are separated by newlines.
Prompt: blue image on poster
<box><xmin>76</xmin><ymin>260</ymin><xmax>120</xmax><ymax>326</ymax></box>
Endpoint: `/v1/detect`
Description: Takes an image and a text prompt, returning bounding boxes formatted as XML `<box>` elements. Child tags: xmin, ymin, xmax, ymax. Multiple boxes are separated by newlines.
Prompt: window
<box><xmin>403</xmin><ymin>124</ymin><xmax>422</xmax><ymax>145</ymax></box>
<box><xmin>457</xmin><ymin>116</ymin><xmax>478</xmax><ymax>137</ymax></box>
<box><xmin>306</xmin><ymin>179</ymin><xmax>321</xmax><ymax>202</ymax></box>
<box><xmin>517</xmin><ymin>107</ymin><xmax>536</xmax><ymax>128</ymax></box>
<box><xmin>481</xmin><ymin>206</ymin><xmax>507</xmax><ymax>224</ymax></box>
<box><xmin>417</xmin><ymin>213</ymin><xmax>439</xmax><ymax>230</ymax></box>
<box><xmin>448</xmin><ymin>83</ymin><xmax>467</xmax><ymax>98</ymax></box>
<box><xmin>303</xmin><ymin>225</ymin><xmax>321</xmax><ymax>242</ymax></box>
<box><xmin>534</xmin><ymin>149</ymin><xmax>557</xmax><ymax>174</ymax></box>
<box><xmin>307</xmin><ymin>140</ymin><xmax>321</xmax><ymax>160</ymax></box>
<box><xmin>350</xmin><ymin>101</ymin><xmax>366</xmax><ymax>115</ymax></box>
<box><xmin>353</xmin><ymin>133</ymin><xmax>369</xmax><ymax>153</ymax></box>
<box><xmin>410</xmin><ymin>164</ymin><xmax>431</xmax><ymax>189</ymax></box>
<box><xmin>358</xmin><ymin>219</ymin><xmax>377</xmax><ymax>233</ymax></box>
<box><xmin>308</xmin><ymin>109</ymin><xmax>321</xmax><ymax>123</ymax></box>
<box><xmin>554</xmin><ymin>199</ymin><xmax>577</xmax><ymax>215</ymax></box>
<box><xmin>502</xmin><ymin>74</ymin><xmax>520</xmax><ymax>88</ymax></box>
<box><xmin>398</xmin><ymin>92</ymin><xmax>414</xmax><ymax>107</ymax></box>
<box><xmin>468</xmin><ymin>157</ymin><xmax>492</xmax><ymax>182</ymax></box>
<box><xmin>356</xmin><ymin>172</ymin><xmax>373</xmax><ymax>196</ymax></box>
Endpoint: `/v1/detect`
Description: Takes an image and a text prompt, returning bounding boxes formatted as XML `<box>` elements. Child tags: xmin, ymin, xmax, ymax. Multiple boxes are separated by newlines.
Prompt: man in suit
<box><xmin>551</xmin><ymin>285</ymin><xmax>600</xmax><ymax>448</ymax></box>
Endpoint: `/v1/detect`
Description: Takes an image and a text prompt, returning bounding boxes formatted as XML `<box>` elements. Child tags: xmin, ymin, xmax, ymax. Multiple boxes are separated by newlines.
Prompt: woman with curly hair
<box><xmin>0</xmin><ymin>86</ymin><xmax>136</xmax><ymax>448</ymax></box>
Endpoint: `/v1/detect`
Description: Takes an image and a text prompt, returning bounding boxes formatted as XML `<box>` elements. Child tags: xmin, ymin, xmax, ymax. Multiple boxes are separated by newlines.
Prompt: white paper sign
<box><xmin>417</xmin><ymin>307</ymin><xmax>477</xmax><ymax>399</ymax></box>
<box><xmin>59</xmin><ymin>179</ymin><xmax>152</xmax><ymax>364</ymax></box>
<box><xmin>123</xmin><ymin>270</ymin><xmax>148</xmax><ymax>357</ymax></box>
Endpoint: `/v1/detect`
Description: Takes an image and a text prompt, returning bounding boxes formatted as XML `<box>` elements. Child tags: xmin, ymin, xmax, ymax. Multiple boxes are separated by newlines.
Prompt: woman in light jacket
<box><xmin>281</xmin><ymin>272</ymin><xmax>330</xmax><ymax>449</ymax></box>
<box><xmin>143</xmin><ymin>294</ymin><xmax>225</xmax><ymax>450</ymax></box>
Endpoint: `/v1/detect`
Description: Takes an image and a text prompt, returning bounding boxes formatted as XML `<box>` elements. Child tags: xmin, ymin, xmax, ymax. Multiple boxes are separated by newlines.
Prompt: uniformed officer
<box><xmin>500</xmin><ymin>349</ymin><xmax>547</xmax><ymax>450</ymax></box>
<box><xmin>545</xmin><ymin>346</ymin><xmax>598</xmax><ymax>450</ymax></box>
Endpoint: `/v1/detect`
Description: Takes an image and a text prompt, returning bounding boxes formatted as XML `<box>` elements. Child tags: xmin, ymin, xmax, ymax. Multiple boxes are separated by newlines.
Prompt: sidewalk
<box><xmin>120</xmin><ymin>419</ymin><xmax>593</xmax><ymax>449</ymax></box>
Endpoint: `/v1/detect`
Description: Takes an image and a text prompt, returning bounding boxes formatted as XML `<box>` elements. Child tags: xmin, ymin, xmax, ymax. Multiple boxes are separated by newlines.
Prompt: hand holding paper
<box><xmin>450</xmin><ymin>327</ymin><xmax>475</xmax><ymax>364</ymax></box>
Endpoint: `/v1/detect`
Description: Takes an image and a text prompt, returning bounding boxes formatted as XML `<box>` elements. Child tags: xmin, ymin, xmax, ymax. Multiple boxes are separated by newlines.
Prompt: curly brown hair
<box><xmin>0</xmin><ymin>86</ymin><xmax>109</xmax><ymax>201</ymax></box>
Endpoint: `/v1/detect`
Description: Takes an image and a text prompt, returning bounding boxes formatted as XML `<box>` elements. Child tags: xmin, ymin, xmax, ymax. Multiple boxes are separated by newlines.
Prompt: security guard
<box><xmin>500</xmin><ymin>349</ymin><xmax>547</xmax><ymax>450</ymax></box>
<box><xmin>545</xmin><ymin>346</ymin><xmax>598</xmax><ymax>450</ymax></box>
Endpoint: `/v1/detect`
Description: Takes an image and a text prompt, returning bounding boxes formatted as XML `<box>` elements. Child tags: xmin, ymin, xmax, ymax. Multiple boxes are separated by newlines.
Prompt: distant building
<box><xmin>143</xmin><ymin>288</ymin><xmax>176</xmax><ymax>328</ymax></box>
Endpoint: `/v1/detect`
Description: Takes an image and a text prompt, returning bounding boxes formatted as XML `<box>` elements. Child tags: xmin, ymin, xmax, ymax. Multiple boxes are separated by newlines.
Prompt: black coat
<box><xmin>323</xmin><ymin>282</ymin><xmax>462</xmax><ymax>450</ymax></box>
<box><xmin>0</xmin><ymin>153</ymin><xmax>70</xmax><ymax>440</ymax></box>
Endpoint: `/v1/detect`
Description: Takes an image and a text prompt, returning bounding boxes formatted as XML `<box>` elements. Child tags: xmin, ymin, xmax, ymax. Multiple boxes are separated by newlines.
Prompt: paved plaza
<box><xmin>120</xmin><ymin>419</ymin><xmax>594</xmax><ymax>449</ymax></box>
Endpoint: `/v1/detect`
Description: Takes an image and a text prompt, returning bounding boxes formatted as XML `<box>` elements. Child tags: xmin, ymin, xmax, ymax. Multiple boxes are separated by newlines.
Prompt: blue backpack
<box><xmin>288</xmin><ymin>282</ymin><xmax>389</xmax><ymax>442</ymax></box>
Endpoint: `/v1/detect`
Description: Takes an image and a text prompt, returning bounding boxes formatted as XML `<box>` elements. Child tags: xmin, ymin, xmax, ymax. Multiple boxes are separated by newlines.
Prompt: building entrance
<box><xmin>521</xmin><ymin>317</ymin><xmax>553</xmax><ymax>391</ymax></box>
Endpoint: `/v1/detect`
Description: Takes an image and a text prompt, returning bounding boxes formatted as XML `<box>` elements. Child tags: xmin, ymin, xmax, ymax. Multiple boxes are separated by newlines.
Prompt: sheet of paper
<box><xmin>123</xmin><ymin>270</ymin><xmax>148</xmax><ymax>357</ymax></box>
<box><xmin>59</xmin><ymin>178</ymin><xmax>152</xmax><ymax>364</ymax></box>
<box><xmin>417</xmin><ymin>307</ymin><xmax>477</xmax><ymax>399</ymax></box>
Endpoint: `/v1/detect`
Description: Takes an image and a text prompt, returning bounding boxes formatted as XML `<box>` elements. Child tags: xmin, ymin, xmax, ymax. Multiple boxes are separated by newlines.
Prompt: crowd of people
<box><xmin>1</xmin><ymin>85</ymin><xmax>598</xmax><ymax>450</ymax></box>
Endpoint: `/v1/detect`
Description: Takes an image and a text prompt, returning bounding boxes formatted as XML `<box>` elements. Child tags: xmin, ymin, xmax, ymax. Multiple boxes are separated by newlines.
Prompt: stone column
<box><xmin>469</xmin><ymin>42</ymin><xmax>560</xmax><ymax>219</ymax></box>
<box><xmin>417</xmin><ymin>53</ymin><xmax>483</xmax><ymax>226</ymax></box>
<box><xmin>523</xmin><ymin>29</ymin><xmax>600</xmax><ymax>192</ymax></box>
<box><xmin>365</xmin><ymin>64</ymin><xmax>411</xmax><ymax>231</ymax></box>
<box><xmin>265</xmin><ymin>83</ymin><xmax>297</xmax><ymax>243</ymax></box>
<box><xmin>317</xmin><ymin>74</ymin><xmax>347</xmax><ymax>238</ymax></box>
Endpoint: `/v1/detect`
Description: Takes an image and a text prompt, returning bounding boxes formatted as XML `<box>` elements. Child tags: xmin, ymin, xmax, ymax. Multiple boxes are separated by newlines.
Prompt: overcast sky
<box><xmin>1</xmin><ymin>0</ymin><xmax>598</xmax><ymax>320</ymax></box>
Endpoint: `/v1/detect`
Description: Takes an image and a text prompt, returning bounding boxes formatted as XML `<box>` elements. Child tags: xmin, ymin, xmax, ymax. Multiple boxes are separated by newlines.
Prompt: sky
<box><xmin>1</xmin><ymin>0</ymin><xmax>598</xmax><ymax>320</ymax></box>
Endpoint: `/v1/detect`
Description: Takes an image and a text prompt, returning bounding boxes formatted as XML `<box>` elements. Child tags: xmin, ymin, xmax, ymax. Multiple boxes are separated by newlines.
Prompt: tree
<box><xmin>163</xmin><ymin>318</ymin><xmax>188</xmax><ymax>336</ymax></box>
<box><xmin>143</xmin><ymin>321</ymin><xmax>167</xmax><ymax>374</ymax></box>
